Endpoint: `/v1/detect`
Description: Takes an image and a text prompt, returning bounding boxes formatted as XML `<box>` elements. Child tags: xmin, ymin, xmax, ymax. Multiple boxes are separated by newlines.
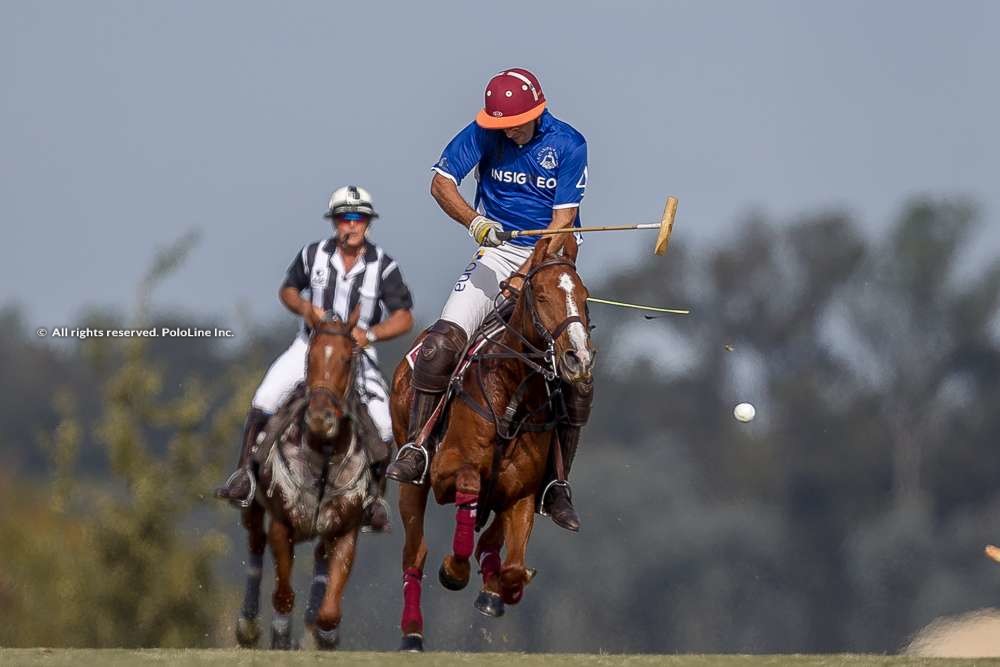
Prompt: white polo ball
<box><xmin>734</xmin><ymin>402</ymin><xmax>756</xmax><ymax>423</ymax></box>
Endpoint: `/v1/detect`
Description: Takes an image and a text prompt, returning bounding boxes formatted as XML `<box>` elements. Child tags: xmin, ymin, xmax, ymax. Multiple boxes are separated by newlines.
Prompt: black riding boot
<box><xmin>542</xmin><ymin>425</ymin><xmax>582</xmax><ymax>532</ymax></box>
<box><xmin>215</xmin><ymin>407</ymin><xmax>269</xmax><ymax>507</ymax></box>
<box><xmin>385</xmin><ymin>389</ymin><xmax>441</xmax><ymax>484</ymax></box>
<box><xmin>542</xmin><ymin>379</ymin><xmax>593</xmax><ymax>532</ymax></box>
<box><xmin>363</xmin><ymin>448</ymin><xmax>391</xmax><ymax>533</ymax></box>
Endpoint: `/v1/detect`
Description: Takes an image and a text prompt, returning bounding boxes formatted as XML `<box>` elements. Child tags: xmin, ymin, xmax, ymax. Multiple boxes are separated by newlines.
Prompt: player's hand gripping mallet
<box><xmin>499</xmin><ymin>196</ymin><xmax>679</xmax><ymax>256</ymax></box>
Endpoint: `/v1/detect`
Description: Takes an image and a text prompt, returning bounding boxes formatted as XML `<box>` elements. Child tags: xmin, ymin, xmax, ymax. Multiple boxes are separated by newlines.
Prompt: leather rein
<box><xmin>457</xmin><ymin>257</ymin><xmax>588</xmax><ymax>441</ymax></box>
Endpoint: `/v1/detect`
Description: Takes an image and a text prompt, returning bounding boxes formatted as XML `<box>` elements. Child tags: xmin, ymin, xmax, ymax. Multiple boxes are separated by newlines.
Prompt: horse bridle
<box><xmin>495</xmin><ymin>257</ymin><xmax>588</xmax><ymax>379</ymax></box>
<box><xmin>305</xmin><ymin>322</ymin><xmax>359</xmax><ymax>422</ymax></box>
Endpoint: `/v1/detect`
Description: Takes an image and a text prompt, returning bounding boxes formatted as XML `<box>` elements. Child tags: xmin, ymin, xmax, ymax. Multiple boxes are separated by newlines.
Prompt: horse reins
<box><xmin>460</xmin><ymin>257</ymin><xmax>590</xmax><ymax>441</ymax></box>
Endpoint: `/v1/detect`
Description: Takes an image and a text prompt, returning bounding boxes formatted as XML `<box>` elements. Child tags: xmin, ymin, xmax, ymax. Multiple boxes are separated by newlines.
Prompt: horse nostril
<box><xmin>562</xmin><ymin>350</ymin><xmax>582</xmax><ymax>373</ymax></box>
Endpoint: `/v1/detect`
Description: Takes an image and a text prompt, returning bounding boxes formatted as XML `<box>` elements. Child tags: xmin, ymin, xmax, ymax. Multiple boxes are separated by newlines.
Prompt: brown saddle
<box><xmin>407</xmin><ymin>296</ymin><xmax>562</xmax><ymax>450</ymax></box>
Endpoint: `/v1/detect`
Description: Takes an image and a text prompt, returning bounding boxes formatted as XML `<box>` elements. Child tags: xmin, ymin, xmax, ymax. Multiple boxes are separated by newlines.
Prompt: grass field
<box><xmin>2</xmin><ymin>652</ymin><xmax>998</xmax><ymax>667</ymax></box>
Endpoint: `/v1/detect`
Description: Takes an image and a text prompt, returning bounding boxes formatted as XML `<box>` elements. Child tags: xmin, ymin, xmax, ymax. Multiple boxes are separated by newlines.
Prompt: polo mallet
<box><xmin>498</xmin><ymin>196</ymin><xmax>679</xmax><ymax>256</ymax></box>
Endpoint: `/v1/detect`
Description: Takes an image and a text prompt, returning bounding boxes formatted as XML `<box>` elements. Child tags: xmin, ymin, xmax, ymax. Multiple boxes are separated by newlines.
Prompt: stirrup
<box><xmin>393</xmin><ymin>442</ymin><xmax>430</xmax><ymax>485</ymax></box>
<box><xmin>221</xmin><ymin>468</ymin><xmax>256</xmax><ymax>509</ymax></box>
<box><xmin>538</xmin><ymin>479</ymin><xmax>570</xmax><ymax>517</ymax></box>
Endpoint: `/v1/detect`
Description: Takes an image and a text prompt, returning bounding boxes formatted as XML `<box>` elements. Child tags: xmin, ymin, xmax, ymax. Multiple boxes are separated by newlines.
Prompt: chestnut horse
<box><xmin>235</xmin><ymin>311</ymin><xmax>377</xmax><ymax>650</ymax></box>
<box><xmin>388</xmin><ymin>237</ymin><xmax>594</xmax><ymax>651</ymax></box>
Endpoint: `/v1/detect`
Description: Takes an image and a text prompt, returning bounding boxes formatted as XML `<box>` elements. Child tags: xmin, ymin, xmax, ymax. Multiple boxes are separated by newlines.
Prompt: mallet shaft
<box><xmin>508</xmin><ymin>223</ymin><xmax>660</xmax><ymax>238</ymax></box>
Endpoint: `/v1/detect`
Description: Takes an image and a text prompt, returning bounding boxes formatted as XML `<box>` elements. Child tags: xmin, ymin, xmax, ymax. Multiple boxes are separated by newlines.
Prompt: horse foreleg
<box><xmin>398</xmin><ymin>482</ymin><xmax>429</xmax><ymax>652</ymax></box>
<box><xmin>473</xmin><ymin>515</ymin><xmax>505</xmax><ymax>618</ymax></box>
<box><xmin>439</xmin><ymin>464</ymin><xmax>479</xmax><ymax>591</ymax></box>
<box><xmin>268</xmin><ymin>519</ymin><xmax>296</xmax><ymax>650</ymax></box>
<box><xmin>313</xmin><ymin>527</ymin><xmax>358</xmax><ymax>650</ymax></box>
<box><xmin>236</xmin><ymin>501</ymin><xmax>266</xmax><ymax>647</ymax></box>
<box><xmin>304</xmin><ymin>542</ymin><xmax>328</xmax><ymax>632</ymax></box>
<box><xmin>499</xmin><ymin>494</ymin><xmax>536</xmax><ymax>606</ymax></box>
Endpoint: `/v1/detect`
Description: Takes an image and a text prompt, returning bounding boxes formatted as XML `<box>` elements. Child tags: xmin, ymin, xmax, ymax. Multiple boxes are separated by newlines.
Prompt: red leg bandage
<box><xmin>401</xmin><ymin>567</ymin><xmax>423</xmax><ymax>633</ymax></box>
<box><xmin>453</xmin><ymin>491</ymin><xmax>478</xmax><ymax>561</ymax></box>
<box><xmin>479</xmin><ymin>549</ymin><xmax>501</xmax><ymax>583</ymax></box>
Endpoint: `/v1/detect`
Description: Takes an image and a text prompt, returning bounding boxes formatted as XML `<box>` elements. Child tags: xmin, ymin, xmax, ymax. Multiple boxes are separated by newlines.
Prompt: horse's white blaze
<box><xmin>557</xmin><ymin>273</ymin><xmax>591</xmax><ymax>367</ymax></box>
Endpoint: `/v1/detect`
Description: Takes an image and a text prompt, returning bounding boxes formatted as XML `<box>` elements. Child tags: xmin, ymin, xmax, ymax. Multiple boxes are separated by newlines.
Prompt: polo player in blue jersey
<box><xmin>386</xmin><ymin>68</ymin><xmax>594</xmax><ymax>532</ymax></box>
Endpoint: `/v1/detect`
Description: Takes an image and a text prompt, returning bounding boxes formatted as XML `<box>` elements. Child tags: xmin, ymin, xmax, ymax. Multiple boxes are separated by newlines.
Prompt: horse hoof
<box><xmin>236</xmin><ymin>616</ymin><xmax>260</xmax><ymax>648</ymax></box>
<box><xmin>270</xmin><ymin>622</ymin><xmax>293</xmax><ymax>650</ymax></box>
<box><xmin>399</xmin><ymin>633</ymin><xmax>424</xmax><ymax>652</ymax></box>
<box><xmin>314</xmin><ymin>625</ymin><xmax>339</xmax><ymax>650</ymax></box>
<box><xmin>438</xmin><ymin>562</ymin><xmax>468</xmax><ymax>591</ymax></box>
<box><xmin>474</xmin><ymin>590</ymin><xmax>505</xmax><ymax>618</ymax></box>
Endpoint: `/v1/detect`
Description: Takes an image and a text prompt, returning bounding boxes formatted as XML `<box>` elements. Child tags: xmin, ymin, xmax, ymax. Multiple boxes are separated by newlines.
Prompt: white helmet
<box><xmin>324</xmin><ymin>185</ymin><xmax>379</xmax><ymax>220</ymax></box>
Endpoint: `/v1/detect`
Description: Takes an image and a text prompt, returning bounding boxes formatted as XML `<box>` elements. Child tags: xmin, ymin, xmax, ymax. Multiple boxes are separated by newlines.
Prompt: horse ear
<box><xmin>529</xmin><ymin>237</ymin><xmax>552</xmax><ymax>266</ymax></box>
<box><xmin>347</xmin><ymin>303</ymin><xmax>361</xmax><ymax>331</ymax></box>
<box><xmin>560</xmin><ymin>233</ymin><xmax>579</xmax><ymax>263</ymax></box>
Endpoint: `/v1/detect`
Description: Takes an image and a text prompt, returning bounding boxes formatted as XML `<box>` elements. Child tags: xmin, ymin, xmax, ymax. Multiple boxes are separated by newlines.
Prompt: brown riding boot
<box><xmin>215</xmin><ymin>407</ymin><xmax>269</xmax><ymax>508</ymax></box>
<box><xmin>542</xmin><ymin>424</ymin><xmax>582</xmax><ymax>532</ymax></box>
<box><xmin>386</xmin><ymin>319</ymin><xmax>468</xmax><ymax>485</ymax></box>
<box><xmin>385</xmin><ymin>389</ymin><xmax>440</xmax><ymax>484</ymax></box>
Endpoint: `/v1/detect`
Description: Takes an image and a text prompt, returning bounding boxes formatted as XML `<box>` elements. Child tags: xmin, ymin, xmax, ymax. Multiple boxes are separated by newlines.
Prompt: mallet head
<box><xmin>654</xmin><ymin>196</ymin><xmax>678</xmax><ymax>256</ymax></box>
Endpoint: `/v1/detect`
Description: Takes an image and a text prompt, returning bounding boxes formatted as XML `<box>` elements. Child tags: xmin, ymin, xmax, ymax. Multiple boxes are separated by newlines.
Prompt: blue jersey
<box><xmin>432</xmin><ymin>110</ymin><xmax>588</xmax><ymax>246</ymax></box>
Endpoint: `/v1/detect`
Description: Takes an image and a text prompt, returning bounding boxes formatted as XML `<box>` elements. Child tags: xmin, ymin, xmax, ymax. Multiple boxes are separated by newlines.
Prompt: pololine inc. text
<box><xmin>42</xmin><ymin>327</ymin><xmax>235</xmax><ymax>340</ymax></box>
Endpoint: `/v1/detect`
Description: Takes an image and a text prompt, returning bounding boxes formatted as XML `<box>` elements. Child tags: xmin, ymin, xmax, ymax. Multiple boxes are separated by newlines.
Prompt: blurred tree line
<box><xmin>1</xmin><ymin>197</ymin><xmax>999</xmax><ymax>652</ymax></box>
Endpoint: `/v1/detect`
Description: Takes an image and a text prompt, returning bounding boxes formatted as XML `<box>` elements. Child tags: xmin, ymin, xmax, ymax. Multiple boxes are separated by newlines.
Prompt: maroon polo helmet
<box><xmin>475</xmin><ymin>68</ymin><xmax>547</xmax><ymax>130</ymax></box>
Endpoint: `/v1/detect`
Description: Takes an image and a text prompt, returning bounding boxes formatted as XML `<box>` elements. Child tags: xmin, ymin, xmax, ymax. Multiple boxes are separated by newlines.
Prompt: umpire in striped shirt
<box><xmin>216</xmin><ymin>185</ymin><xmax>414</xmax><ymax>532</ymax></box>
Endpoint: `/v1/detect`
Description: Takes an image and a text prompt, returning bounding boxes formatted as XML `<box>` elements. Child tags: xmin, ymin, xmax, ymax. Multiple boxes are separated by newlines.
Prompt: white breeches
<box><xmin>440</xmin><ymin>243</ymin><xmax>534</xmax><ymax>337</ymax></box>
<box><xmin>251</xmin><ymin>335</ymin><xmax>393</xmax><ymax>442</ymax></box>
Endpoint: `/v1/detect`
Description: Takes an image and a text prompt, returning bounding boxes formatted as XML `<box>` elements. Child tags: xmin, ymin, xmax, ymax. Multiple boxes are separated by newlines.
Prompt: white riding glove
<box><xmin>469</xmin><ymin>215</ymin><xmax>504</xmax><ymax>248</ymax></box>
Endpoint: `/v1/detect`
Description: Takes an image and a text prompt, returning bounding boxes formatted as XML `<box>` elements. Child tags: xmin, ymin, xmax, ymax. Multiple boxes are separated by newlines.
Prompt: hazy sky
<box><xmin>3</xmin><ymin>1</ymin><xmax>997</xmax><ymax>328</ymax></box>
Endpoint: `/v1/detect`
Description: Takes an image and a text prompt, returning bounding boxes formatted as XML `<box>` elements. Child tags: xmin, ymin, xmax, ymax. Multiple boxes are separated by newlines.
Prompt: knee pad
<box><xmin>412</xmin><ymin>320</ymin><xmax>468</xmax><ymax>393</ymax></box>
<box><xmin>562</xmin><ymin>379</ymin><xmax>594</xmax><ymax>427</ymax></box>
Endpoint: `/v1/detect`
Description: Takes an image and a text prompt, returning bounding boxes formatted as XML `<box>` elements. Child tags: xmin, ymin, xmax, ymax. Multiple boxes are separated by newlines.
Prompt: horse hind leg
<box><xmin>236</xmin><ymin>502</ymin><xmax>266</xmax><ymax>648</ymax></box>
<box><xmin>439</xmin><ymin>464</ymin><xmax>479</xmax><ymax>591</ymax></box>
<box><xmin>268</xmin><ymin>519</ymin><xmax>296</xmax><ymax>650</ymax></box>
<box><xmin>473</xmin><ymin>514</ymin><xmax>505</xmax><ymax>618</ymax></box>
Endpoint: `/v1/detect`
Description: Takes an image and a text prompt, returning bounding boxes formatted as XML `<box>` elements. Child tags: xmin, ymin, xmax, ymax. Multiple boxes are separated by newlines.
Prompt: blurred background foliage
<box><xmin>2</xmin><ymin>197</ymin><xmax>1000</xmax><ymax>652</ymax></box>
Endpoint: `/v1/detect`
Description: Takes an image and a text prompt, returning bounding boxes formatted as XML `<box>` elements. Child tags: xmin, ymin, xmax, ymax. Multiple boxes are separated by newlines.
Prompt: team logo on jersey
<box><xmin>536</xmin><ymin>146</ymin><xmax>558</xmax><ymax>169</ymax></box>
<box><xmin>311</xmin><ymin>268</ymin><xmax>328</xmax><ymax>287</ymax></box>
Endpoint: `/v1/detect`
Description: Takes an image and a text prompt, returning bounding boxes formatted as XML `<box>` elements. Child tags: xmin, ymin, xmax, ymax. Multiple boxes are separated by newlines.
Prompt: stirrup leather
<box><xmin>538</xmin><ymin>479</ymin><xmax>571</xmax><ymax>517</ymax></box>
<box><xmin>394</xmin><ymin>442</ymin><xmax>430</xmax><ymax>485</ymax></box>
<box><xmin>223</xmin><ymin>468</ymin><xmax>257</xmax><ymax>509</ymax></box>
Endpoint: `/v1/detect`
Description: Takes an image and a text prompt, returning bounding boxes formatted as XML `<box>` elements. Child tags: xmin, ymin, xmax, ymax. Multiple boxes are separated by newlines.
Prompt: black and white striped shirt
<box><xmin>283</xmin><ymin>238</ymin><xmax>413</xmax><ymax>337</ymax></box>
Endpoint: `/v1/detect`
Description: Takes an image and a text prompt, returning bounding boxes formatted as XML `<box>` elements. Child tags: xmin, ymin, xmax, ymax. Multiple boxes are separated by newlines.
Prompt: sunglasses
<box><xmin>335</xmin><ymin>213</ymin><xmax>370</xmax><ymax>223</ymax></box>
